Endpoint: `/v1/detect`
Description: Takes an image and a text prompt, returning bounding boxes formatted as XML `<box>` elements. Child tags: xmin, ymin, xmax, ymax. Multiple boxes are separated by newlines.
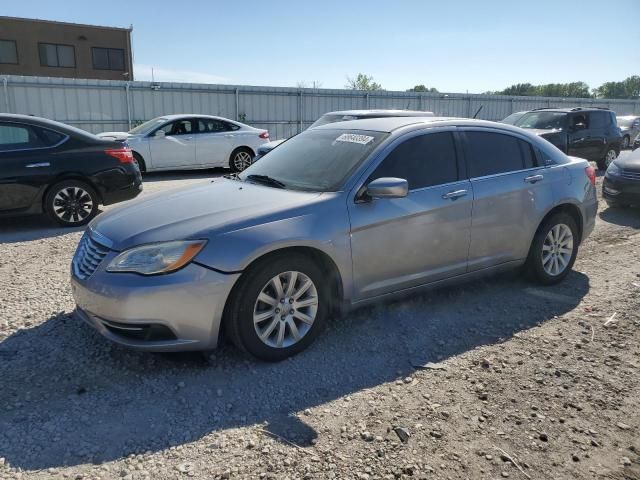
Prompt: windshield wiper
<box><xmin>246</xmin><ymin>174</ymin><xmax>286</xmax><ymax>189</ymax></box>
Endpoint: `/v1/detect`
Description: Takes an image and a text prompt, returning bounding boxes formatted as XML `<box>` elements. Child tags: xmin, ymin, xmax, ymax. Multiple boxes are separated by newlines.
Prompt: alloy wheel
<box><xmin>541</xmin><ymin>224</ymin><xmax>574</xmax><ymax>277</ymax></box>
<box><xmin>605</xmin><ymin>149</ymin><xmax>617</xmax><ymax>167</ymax></box>
<box><xmin>53</xmin><ymin>186</ymin><xmax>94</xmax><ymax>224</ymax></box>
<box><xmin>233</xmin><ymin>151</ymin><xmax>253</xmax><ymax>171</ymax></box>
<box><xmin>253</xmin><ymin>271</ymin><xmax>319</xmax><ymax>348</ymax></box>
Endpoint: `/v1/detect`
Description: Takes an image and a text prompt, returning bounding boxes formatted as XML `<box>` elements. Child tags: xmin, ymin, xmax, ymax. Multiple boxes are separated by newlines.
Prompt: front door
<box><xmin>348</xmin><ymin>131</ymin><xmax>472</xmax><ymax>301</ymax></box>
<box><xmin>461</xmin><ymin>129</ymin><xmax>554</xmax><ymax>270</ymax></box>
<box><xmin>567</xmin><ymin>113</ymin><xmax>599</xmax><ymax>160</ymax></box>
<box><xmin>148</xmin><ymin>119</ymin><xmax>197</xmax><ymax>169</ymax></box>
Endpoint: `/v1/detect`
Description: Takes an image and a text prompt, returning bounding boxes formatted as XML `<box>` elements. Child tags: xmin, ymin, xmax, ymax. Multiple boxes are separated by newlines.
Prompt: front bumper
<box><xmin>71</xmin><ymin>256</ymin><xmax>241</xmax><ymax>351</ymax></box>
<box><xmin>603</xmin><ymin>175</ymin><xmax>640</xmax><ymax>205</ymax></box>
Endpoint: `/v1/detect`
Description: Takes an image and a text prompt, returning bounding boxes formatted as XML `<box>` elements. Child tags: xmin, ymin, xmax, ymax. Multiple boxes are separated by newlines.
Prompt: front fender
<box><xmin>195</xmin><ymin>208</ymin><xmax>355</xmax><ymax>298</ymax></box>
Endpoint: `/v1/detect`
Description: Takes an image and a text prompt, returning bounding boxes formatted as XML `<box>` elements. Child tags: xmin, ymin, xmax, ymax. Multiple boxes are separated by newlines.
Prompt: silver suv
<box><xmin>71</xmin><ymin>117</ymin><xmax>598</xmax><ymax>361</ymax></box>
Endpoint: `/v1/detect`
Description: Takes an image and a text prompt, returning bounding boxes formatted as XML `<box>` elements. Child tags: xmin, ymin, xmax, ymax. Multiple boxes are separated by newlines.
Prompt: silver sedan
<box><xmin>71</xmin><ymin>117</ymin><xmax>598</xmax><ymax>361</ymax></box>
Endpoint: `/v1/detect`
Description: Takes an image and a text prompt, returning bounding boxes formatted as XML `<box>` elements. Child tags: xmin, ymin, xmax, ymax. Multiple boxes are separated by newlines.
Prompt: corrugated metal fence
<box><xmin>2</xmin><ymin>75</ymin><xmax>640</xmax><ymax>139</ymax></box>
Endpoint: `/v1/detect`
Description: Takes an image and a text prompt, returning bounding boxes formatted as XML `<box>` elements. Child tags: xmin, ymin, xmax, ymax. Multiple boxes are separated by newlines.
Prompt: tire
<box><xmin>525</xmin><ymin>213</ymin><xmax>579</xmax><ymax>285</ymax></box>
<box><xmin>622</xmin><ymin>135</ymin><xmax>630</xmax><ymax>150</ymax></box>
<box><xmin>132</xmin><ymin>152</ymin><xmax>146</xmax><ymax>173</ymax></box>
<box><xmin>229</xmin><ymin>147</ymin><xmax>254</xmax><ymax>172</ymax></box>
<box><xmin>224</xmin><ymin>253</ymin><xmax>329</xmax><ymax>361</ymax></box>
<box><xmin>597</xmin><ymin>146</ymin><xmax>618</xmax><ymax>170</ymax></box>
<box><xmin>44</xmin><ymin>179</ymin><xmax>99</xmax><ymax>227</ymax></box>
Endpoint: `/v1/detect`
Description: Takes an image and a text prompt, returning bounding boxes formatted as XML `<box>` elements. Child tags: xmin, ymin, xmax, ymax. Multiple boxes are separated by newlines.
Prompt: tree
<box><xmin>345</xmin><ymin>73</ymin><xmax>383</xmax><ymax>91</ymax></box>
<box><xmin>495</xmin><ymin>82</ymin><xmax>591</xmax><ymax>98</ymax></box>
<box><xmin>407</xmin><ymin>84</ymin><xmax>438</xmax><ymax>93</ymax></box>
<box><xmin>593</xmin><ymin>76</ymin><xmax>640</xmax><ymax>99</ymax></box>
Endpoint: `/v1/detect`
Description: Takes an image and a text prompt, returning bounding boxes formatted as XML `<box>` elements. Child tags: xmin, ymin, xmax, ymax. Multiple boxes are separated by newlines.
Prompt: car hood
<box><xmin>97</xmin><ymin>131</ymin><xmax>132</xmax><ymax>141</ymax></box>
<box><xmin>614</xmin><ymin>151</ymin><xmax>640</xmax><ymax>171</ymax></box>
<box><xmin>90</xmin><ymin>178</ymin><xmax>323</xmax><ymax>250</ymax></box>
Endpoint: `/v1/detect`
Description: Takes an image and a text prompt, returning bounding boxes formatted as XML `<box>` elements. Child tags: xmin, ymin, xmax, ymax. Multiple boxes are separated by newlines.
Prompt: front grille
<box><xmin>73</xmin><ymin>231</ymin><xmax>110</xmax><ymax>280</ymax></box>
<box><xmin>620</xmin><ymin>169</ymin><xmax>640</xmax><ymax>181</ymax></box>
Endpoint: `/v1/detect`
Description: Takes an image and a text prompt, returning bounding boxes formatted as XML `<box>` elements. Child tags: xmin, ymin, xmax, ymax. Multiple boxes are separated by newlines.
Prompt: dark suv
<box><xmin>511</xmin><ymin>108</ymin><xmax>622</xmax><ymax>170</ymax></box>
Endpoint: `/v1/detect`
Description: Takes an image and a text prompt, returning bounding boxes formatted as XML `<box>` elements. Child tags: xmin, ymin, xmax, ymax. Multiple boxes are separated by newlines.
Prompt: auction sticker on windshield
<box><xmin>335</xmin><ymin>133</ymin><xmax>375</xmax><ymax>145</ymax></box>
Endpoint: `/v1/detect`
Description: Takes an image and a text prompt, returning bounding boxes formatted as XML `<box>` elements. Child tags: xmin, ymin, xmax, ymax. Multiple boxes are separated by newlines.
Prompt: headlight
<box><xmin>107</xmin><ymin>240</ymin><xmax>206</xmax><ymax>275</ymax></box>
<box><xmin>606</xmin><ymin>161</ymin><xmax>621</xmax><ymax>176</ymax></box>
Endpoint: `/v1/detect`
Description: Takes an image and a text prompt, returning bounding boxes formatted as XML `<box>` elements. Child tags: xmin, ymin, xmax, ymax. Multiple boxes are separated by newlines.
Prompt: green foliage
<box><xmin>346</xmin><ymin>73</ymin><xmax>383</xmax><ymax>91</ymax></box>
<box><xmin>407</xmin><ymin>84</ymin><xmax>439</xmax><ymax>93</ymax></box>
<box><xmin>593</xmin><ymin>76</ymin><xmax>640</xmax><ymax>99</ymax></box>
<box><xmin>495</xmin><ymin>82</ymin><xmax>591</xmax><ymax>98</ymax></box>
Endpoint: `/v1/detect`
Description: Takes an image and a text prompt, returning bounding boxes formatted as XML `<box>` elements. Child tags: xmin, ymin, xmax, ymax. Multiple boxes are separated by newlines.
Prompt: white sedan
<box><xmin>97</xmin><ymin>115</ymin><xmax>269</xmax><ymax>172</ymax></box>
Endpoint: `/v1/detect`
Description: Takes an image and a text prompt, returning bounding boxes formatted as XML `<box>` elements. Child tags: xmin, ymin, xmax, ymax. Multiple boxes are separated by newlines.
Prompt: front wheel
<box><xmin>224</xmin><ymin>253</ymin><xmax>329</xmax><ymax>361</ymax></box>
<box><xmin>45</xmin><ymin>180</ymin><xmax>99</xmax><ymax>227</ymax></box>
<box><xmin>525</xmin><ymin>213</ymin><xmax>579</xmax><ymax>285</ymax></box>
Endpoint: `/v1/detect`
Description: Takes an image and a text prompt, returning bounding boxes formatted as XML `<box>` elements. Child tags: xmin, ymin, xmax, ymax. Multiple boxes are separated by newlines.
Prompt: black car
<box><xmin>0</xmin><ymin>114</ymin><xmax>142</xmax><ymax>226</ymax></box>
<box><xmin>602</xmin><ymin>150</ymin><xmax>640</xmax><ymax>208</ymax></box>
<box><xmin>511</xmin><ymin>108</ymin><xmax>622</xmax><ymax>170</ymax></box>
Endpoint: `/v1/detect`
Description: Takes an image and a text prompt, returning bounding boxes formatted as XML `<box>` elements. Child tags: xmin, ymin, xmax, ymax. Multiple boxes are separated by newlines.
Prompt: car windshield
<box><xmin>239</xmin><ymin>129</ymin><xmax>388</xmax><ymax>191</ymax></box>
<box><xmin>617</xmin><ymin>117</ymin><xmax>635</xmax><ymax>128</ymax></box>
<box><xmin>128</xmin><ymin>117</ymin><xmax>168</xmax><ymax>135</ymax></box>
<box><xmin>515</xmin><ymin>112</ymin><xmax>566</xmax><ymax>130</ymax></box>
<box><xmin>501</xmin><ymin>112</ymin><xmax>525</xmax><ymax>125</ymax></box>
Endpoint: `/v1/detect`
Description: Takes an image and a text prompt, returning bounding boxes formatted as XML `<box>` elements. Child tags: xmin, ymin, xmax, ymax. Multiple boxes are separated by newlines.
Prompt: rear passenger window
<box><xmin>0</xmin><ymin>123</ymin><xmax>44</xmax><ymax>151</ymax></box>
<box><xmin>369</xmin><ymin>132</ymin><xmax>458</xmax><ymax>190</ymax></box>
<box><xmin>465</xmin><ymin>132</ymin><xmax>531</xmax><ymax>177</ymax></box>
<box><xmin>590</xmin><ymin>112</ymin><xmax>610</xmax><ymax>128</ymax></box>
<box><xmin>33</xmin><ymin>126</ymin><xmax>65</xmax><ymax>146</ymax></box>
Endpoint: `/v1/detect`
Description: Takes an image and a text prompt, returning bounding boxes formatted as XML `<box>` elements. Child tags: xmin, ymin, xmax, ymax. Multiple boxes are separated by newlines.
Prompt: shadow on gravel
<box><xmin>0</xmin><ymin>271</ymin><xmax>590</xmax><ymax>470</ymax></box>
<box><xmin>599</xmin><ymin>205</ymin><xmax>640</xmax><ymax>229</ymax></box>
<box><xmin>0</xmin><ymin>215</ymin><xmax>86</xmax><ymax>244</ymax></box>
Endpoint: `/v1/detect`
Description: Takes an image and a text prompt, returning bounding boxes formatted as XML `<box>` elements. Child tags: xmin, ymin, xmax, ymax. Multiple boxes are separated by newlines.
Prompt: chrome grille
<box><xmin>72</xmin><ymin>231</ymin><xmax>110</xmax><ymax>280</ymax></box>
<box><xmin>620</xmin><ymin>169</ymin><xmax>640</xmax><ymax>181</ymax></box>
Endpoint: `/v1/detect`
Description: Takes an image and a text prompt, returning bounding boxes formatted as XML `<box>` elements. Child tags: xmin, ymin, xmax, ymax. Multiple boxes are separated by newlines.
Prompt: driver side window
<box><xmin>570</xmin><ymin>113</ymin><xmax>589</xmax><ymax>129</ymax></box>
<box><xmin>160</xmin><ymin>119</ymin><xmax>194</xmax><ymax>136</ymax></box>
<box><xmin>368</xmin><ymin>132</ymin><xmax>459</xmax><ymax>191</ymax></box>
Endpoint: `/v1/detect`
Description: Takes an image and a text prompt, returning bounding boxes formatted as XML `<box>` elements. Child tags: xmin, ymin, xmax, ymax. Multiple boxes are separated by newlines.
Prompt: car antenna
<box><xmin>473</xmin><ymin>105</ymin><xmax>484</xmax><ymax>119</ymax></box>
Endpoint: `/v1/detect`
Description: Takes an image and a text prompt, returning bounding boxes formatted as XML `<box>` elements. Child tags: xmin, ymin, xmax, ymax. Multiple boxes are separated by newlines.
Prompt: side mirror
<box><xmin>154</xmin><ymin>130</ymin><xmax>166</xmax><ymax>138</ymax></box>
<box><xmin>366</xmin><ymin>177</ymin><xmax>408</xmax><ymax>199</ymax></box>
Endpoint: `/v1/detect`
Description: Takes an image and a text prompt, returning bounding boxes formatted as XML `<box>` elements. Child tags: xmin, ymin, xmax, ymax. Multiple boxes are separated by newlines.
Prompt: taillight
<box><xmin>259</xmin><ymin>131</ymin><xmax>269</xmax><ymax>139</ymax></box>
<box><xmin>585</xmin><ymin>166</ymin><xmax>596</xmax><ymax>186</ymax></box>
<box><xmin>105</xmin><ymin>147</ymin><xmax>134</xmax><ymax>164</ymax></box>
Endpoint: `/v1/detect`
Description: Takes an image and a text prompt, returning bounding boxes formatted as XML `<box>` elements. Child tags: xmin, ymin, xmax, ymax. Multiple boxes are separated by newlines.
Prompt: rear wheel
<box><xmin>229</xmin><ymin>148</ymin><xmax>254</xmax><ymax>172</ymax></box>
<box><xmin>132</xmin><ymin>152</ymin><xmax>146</xmax><ymax>173</ymax></box>
<box><xmin>224</xmin><ymin>253</ymin><xmax>329</xmax><ymax>361</ymax></box>
<box><xmin>45</xmin><ymin>180</ymin><xmax>99</xmax><ymax>227</ymax></box>
<box><xmin>597</xmin><ymin>146</ymin><xmax>618</xmax><ymax>170</ymax></box>
<box><xmin>525</xmin><ymin>213</ymin><xmax>578</xmax><ymax>285</ymax></box>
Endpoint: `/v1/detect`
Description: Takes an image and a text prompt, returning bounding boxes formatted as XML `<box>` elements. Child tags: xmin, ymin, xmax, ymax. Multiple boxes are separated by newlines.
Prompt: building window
<box><xmin>0</xmin><ymin>40</ymin><xmax>18</xmax><ymax>64</ymax></box>
<box><xmin>92</xmin><ymin>47</ymin><xmax>125</xmax><ymax>71</ymax></box>
<box><xmin>39</xmin><ymin>43</ymin><xmax>76</xmax><ymax>68</ymax></box>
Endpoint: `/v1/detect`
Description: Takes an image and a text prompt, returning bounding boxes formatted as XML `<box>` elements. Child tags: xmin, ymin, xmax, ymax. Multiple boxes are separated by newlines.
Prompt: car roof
<box><xmin>313</xmin><ymin>116</ymin><xmax>523</xmax><ymax>133</ymax></box>
<box><xmin>527</xmin><ymin>107</ymin><xmax>613</xmax><ymax>113</ymax></box>
<box><xmin>324</xmin><ymin>109</ymin><xmax>434</xmax><ymax>117</ymax></box>
<box><xmin>157</xmin><ymin>113</ymin><xmax>240</xmax><ymax>122</ymax></box>
<box><xmin>0</xmin><ymin>113</ymin><xmax>100</xmax><ymax>140</ymax></box>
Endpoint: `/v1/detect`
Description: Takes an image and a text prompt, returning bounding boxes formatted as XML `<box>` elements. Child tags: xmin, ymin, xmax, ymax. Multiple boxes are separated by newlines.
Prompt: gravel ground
<box><xmin>0</xmin><ymin>160</ymin><xmax>639</xmax><ymax>480</ymax></box>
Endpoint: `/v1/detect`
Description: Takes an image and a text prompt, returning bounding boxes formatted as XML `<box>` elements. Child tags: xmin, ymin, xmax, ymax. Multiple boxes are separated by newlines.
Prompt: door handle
<box><xmin>25</xmin><ymin>162</ymin><xmax>50</xmax><ymax>168</ymax></box>
<box><xmin>524</xmin><ymin>174</ymin><xmax>544</xmax><ymax>183</ymax></box>
<box><xmin>442</xmin><ymin>189</ymin><xmax>468</xmax><ymax>200</ymax></box>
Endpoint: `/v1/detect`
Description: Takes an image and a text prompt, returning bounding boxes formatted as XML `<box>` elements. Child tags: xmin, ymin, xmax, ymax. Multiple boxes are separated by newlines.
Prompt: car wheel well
<box><xmin>42</xmin><ymin>175</ymin><xmax>103</xmax><ymax>211</ymax></box>
<box><xmin>219</xmin><ymin>246</ymin><xmax>343</xmax><ymax>345</ymax></box>
<box><xmin>132</xmin><ymin>151</ymin><xmax>146</xmax><ymax>172</ymax></box>
<box><xmin>539</xmin><ymin>204</ymin><xmax>583</xmax><ymax>244</ymax></box>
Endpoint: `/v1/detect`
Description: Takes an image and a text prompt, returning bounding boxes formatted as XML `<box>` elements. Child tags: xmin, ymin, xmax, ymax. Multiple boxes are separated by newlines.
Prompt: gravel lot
<box><xmin>1</xmin><ymin>157</ymin><xmax>639</xmax><ymax>480</ymax></box>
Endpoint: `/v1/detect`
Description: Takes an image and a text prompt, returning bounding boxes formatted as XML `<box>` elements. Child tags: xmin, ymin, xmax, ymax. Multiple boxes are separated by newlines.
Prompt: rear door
<box><xmin>567</xmin><ymin>112</ymin><xmax>598</xmax><ymax>160</ymax></box>
<box><xmin>462</xmin><ymin>129</ymin><xmax>553</xmax><ymax>270</ymax></box>
<box><xmin>0</xmin><ymin>122</ymin><xmax>63</xmax><ymax>213</ymax></box>
<box><xmin>148</xmin><ymin>118</ymin><xmax>197</xmax><ymax>169</ymax></box>
<box><xmin>348</xmin><ymin>130</ymin><xmax>473</xmax><ymax>300</ymax></box>
<box><xmin>194</xmin><ymin>118</ymin><xmax>235</xmax><ymax>167</ymax></box>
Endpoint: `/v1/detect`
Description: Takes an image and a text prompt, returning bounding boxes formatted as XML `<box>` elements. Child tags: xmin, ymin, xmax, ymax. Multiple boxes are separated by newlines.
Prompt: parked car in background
<box><xmin>253</xmin><ymin>109</ymin><xmax>434</xmax><ymax>162</ymax></box>
<box><xmin>616</xmin><ymin>115</ymin><xmax>640</xmax><ymax>149</ymax></box>
<box><xmin>603</xmin><ymin>149</ymin><xmax>640</xmax><ymax>208</ymax></box>
<box><xmin>500</xmin><ymin>111</ymin><xmax>528</xmax><ymax>125</ymax></box>
<box><xmin>98</xmin><ymin>115</ymin><xmax>269</xmax><ymax>173</ymax></box>
<box><xmin>71</xmin><ymin>116</ymin><xmax>596</xmax><ymax>360</ymax></box>
<box><xmin>0</xmin><ymin>114</ymin><xmax>141</xmax><ymax>226</ymax></box>
<box><xmin>511</xmin><ymin>108</ymin><xmax>622</xmax><ymax>170</ymax></box>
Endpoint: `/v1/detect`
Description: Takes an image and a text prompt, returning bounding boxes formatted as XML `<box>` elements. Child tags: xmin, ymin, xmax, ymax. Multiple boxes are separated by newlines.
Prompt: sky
<box><xmin>3</xmin><ymin>0</ymin><xmax>639</xmax><ymax>93</ymax></box>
